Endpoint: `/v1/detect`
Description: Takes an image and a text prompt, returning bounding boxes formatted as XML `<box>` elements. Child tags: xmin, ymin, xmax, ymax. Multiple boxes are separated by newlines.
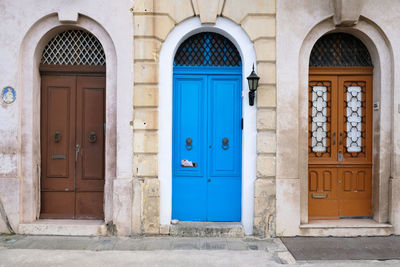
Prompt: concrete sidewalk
<box><xmin>1</xmin><ymin>235</ymin><xmax>400</xmax><ymax>266</ymax></box>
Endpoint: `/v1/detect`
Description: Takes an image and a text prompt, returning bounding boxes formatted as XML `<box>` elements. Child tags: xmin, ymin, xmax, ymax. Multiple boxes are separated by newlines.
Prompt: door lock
<box><xmin>337</xmin><ymin>149</ymin><xmax>343</xmax><ymax>162</ymax></box>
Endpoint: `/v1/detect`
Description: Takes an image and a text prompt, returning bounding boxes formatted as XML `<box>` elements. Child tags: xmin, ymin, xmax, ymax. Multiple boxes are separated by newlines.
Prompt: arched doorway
<box><xmin>40</xmin><ymin>30</ymin><xmax>106</xmax><ymax>219</ymax></box>
<box><xmin>308</xmin><ymin>33</ymin><xmax>373</xmax><ymax>219</ymax></box>
<box><xmin>172</xmin><ymin>32</ymin><xmax>242</xmax><ymax>221</ymax></box>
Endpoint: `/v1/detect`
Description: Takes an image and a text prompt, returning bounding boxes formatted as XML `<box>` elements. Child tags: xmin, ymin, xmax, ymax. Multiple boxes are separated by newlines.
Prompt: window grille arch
<box><xmin>309</xmin><ymin>32</ymin><xmax>372</xmax><ymax>67</ymax></box>
<box><xmin>41</xmin><ymin>29</ymin><xmax>106</xmax><ymax>66</ymax></box>
<box><xmin>174</xmin><ymin>32</ymin><xmax>242</xmax><ymax>67</ymax></box>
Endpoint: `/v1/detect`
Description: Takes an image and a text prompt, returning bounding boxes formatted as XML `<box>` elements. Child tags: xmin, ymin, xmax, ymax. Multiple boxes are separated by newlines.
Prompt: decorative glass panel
<box><xmin>174</xmin><ymin>32</ymin><xmax>241</xmax><ymax>67</ymax></box>
<box><xmin>311</xmin><ymin>86</ymin><xmax>328</xmax><ymax>152</ymax></box>
<box><xmin>346</xmin><ymin>86</ymin><xmax>362</xmax><ymax>152</ymax></box>
<box><xmin>343</xmin><ymin>81</ymin><xmax>367</xmax><ymax>158</ymax></box>
<box><xmin>41</xmin><ymin>30</ymin><xmax>106</xmax><ymax>65</ymax></box>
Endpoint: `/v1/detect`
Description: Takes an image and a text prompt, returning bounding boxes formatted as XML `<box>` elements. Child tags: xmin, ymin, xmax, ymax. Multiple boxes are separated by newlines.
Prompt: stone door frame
<box><xmin>158</xmin><ymin>17</ymin><xmax>257</xmax><ymax>235</ymax></box>
<box><xmin>276</xmin><ymin>17</ymin><xmax>394</xmax><ymax>235</ymax></box>
<box><xmin>18</xmin><ymin>13</ymin><xmax>133</xmax><ymax>234</ymax></box>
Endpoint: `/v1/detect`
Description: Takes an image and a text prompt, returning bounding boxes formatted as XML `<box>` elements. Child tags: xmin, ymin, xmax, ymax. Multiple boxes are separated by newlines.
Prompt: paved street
<box><xmin>1</xmin><ymin>235</ymin><xmax>400</xmax><ymax>266</ymax></box>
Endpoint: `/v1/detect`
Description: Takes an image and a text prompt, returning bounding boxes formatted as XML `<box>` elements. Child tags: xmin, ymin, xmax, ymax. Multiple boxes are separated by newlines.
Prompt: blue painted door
<box><xmin>172</xmin><ymin>72</ymin><xmax>242</xmax><ymax>221</ymax></box>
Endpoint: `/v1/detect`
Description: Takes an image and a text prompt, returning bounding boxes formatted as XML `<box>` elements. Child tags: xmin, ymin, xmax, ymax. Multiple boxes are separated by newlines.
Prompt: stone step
<box><xmin>18</xmin><ymin>219</ymin><xmax>107</xmax><ymax>236</ymax></box>
<box><xmin>169</xmin><ymin>221</ymin><xmax>245</xmax><ymax>238</ymax></box>
<box><xmin>299</xmin><ymin>219</ymin><xmax>393</xmax><ymax>236</ymax></box>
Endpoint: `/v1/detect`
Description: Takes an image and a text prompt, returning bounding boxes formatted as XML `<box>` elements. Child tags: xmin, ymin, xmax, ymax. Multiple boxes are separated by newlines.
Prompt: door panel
<box><xmin>308</xmin><ymin>167</ymin><xmax>338</xmax><ymax>219</ymax></box>
<box><xmin>41</xmin><ymin>192</ymin><xmax>75</xmax><ymax>219</ymax></box>
<box><xmin>76</xmin><ymin>76</ymin><xmax>105</xmax><ymax>191</ymax></box>
<box><xmin>338</xmin><ymin>167</ymin><xmax>372</xmax><ymax>216</ymax></box>
<box><xmin>41</xmin><ymin>74</ymin><xmax>105</xmax><ymax>220</ymax></box>
<box><xmin>207</xmin><ymin>75</ymin><xmax>242</xmax><ymax>221</ymax></box>
<box><xmin>308</xmin><ymin>70</ymin><xmax>372</xmax><ymax>219</ymax></box>
<box><xmin>172</xmin><ymin>76</ymin><xmax>207</xmax><ymax>221</ymax></box>
<box><xmin>41</xmin><ymin>75</ymin><xmax>76</xmax><ymax>218</ymax></box>
<box><xmin>75</xmin><ymin>192</ymin><xmax>104</xmax><ymax>220</ymax></box>
<box><xmin>172</xmin><ymin>73</ymin><xmax>242</xmax><ymax>221</ymax></box>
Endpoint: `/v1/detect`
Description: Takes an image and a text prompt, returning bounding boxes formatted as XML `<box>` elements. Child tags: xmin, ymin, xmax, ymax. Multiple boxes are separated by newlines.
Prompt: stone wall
<box><xmin>132</xmin><ymin>0</ymin><xmax>277</xmax><ymax>236</ymax></box>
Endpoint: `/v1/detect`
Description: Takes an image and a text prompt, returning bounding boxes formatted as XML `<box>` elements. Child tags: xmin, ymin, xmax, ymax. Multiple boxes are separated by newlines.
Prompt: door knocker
<box><xmin>222</xmin><ymin>137</ymin><xmax>229</xmax><ymax>150</ymax></box>
<box><xmin>185</xmin><ymin>137</ymin><xmax>193</xmax><ymax>150</ymax></box>
<box><xmin>88</xmin><ymin>131</ymin><xmax>97</xmax><ymax>143</ymax></box>
<box><xmin>54</xmin><ymin>131</ymin><xmax>61</xmax><ymax>143</ymax></box>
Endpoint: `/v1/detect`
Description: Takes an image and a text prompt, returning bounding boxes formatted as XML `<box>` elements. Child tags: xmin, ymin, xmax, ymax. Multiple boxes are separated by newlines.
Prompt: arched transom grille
<box><xmin>174</xmin><ymin>32</ymin><xmax>241</xmax><ymax>67</ymax></box>
<box><xmin>41</xmin><ymin>30</ymin><xmax>106</xmax><ymax>65</ymax></box>
<box><xmin>310</xmin><ymin>33</ymin><xmax>372</xmax><ymax>67</ymax></box>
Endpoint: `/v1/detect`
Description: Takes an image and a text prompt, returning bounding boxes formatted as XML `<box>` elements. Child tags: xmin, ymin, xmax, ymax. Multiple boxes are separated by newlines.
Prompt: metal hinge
<box><xmin>241</xmin><ymin>118</ymin><xmax>243</xmax><ymax>130</ymax></box>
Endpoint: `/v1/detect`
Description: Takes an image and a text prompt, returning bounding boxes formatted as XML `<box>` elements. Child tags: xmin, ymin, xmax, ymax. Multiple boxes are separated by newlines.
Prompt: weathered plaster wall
<box><xmin>0</xmin><ymin>0</ymin><xmax>134</xmax><ymax>234</ymax></box>
<box><xmin>133</xmin><ymin>0</ymin><xmax>277</xmax><ymax>236</ymax></box>
<box><xmin>276</xmin><ymin>0</ymin><xmax>398</xmax><ymax>236</ymax></box>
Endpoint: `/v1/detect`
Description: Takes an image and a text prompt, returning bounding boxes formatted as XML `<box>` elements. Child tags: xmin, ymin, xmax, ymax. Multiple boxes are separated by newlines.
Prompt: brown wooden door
<box><xmin>41</xmin><ymin>74</ymin><xmax>105</xmax><ymax>219</ymax></box>
<box><xmin>308</xmin><ymin>68</ymin><xmax>372</xmax><ymax>219</ymax></box>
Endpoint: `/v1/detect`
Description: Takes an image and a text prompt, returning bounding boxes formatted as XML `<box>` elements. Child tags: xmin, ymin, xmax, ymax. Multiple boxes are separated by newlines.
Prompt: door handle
<box><xmin>75</xmin><ymin>144</ymin><xmax>80</xmax><ymax>161</ymax></box>
<box><xmin>222</xmin><ymin>137</ymin><xmax>229</xmax><ymax>150</ymax></box>
<box><xmin>54</xmin><ymin>131</ymin><xmax>61</xmax><ymax>143</ymax></box>
<box><xmin>88</xmin><ymin>131</ymin><xmax>97</xmax><ymax>143</ymax></box>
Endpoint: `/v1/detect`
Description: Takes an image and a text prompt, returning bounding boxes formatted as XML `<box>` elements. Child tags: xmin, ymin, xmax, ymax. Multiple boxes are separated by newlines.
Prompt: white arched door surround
<box><xmin>276</xmin><ymin>16</ymin><xmax>393</xmax><ymax>235</ymax></box>
<box><xmin>18</xmin><ymin>13</ymin><xmax>133</xmax><ymax>234</ymax></box>
<box><xmin>158</xmin><ymin>17</ymin><xmax>257</xmax><ymax>235</ymax></box>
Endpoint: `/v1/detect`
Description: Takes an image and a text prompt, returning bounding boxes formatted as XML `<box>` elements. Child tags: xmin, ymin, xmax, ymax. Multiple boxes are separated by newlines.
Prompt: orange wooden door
<box><xmin>41</xmin><ymin>74</ymin><xmax>105</xmax><ymax>219</ymax></box>
<box><xmin>308</xmin><ymin>68</ymin><xmax>372</xmax><ymax>219</ymax></box>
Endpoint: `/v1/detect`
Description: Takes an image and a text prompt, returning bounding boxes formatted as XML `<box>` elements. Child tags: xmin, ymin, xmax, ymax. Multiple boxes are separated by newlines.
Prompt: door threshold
<box><xmin>299</xmin><ymin>219</ymin><xmax>393</xmax><ymax>236</ymax></box>
<box><xmin>170</xmin><ymin>221</ymin><xmax>244</xmax><ymax>237</ymax></box>
<box><xmin>18</xmin><ymin>219</ymin><xmax>107</xmax><ymax>236</ymax></box>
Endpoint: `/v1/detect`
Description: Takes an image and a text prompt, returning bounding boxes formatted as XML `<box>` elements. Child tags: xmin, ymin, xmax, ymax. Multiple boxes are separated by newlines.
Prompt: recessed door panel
<box><xmin>308</xmin><ymin>167</ymin><xmax>338</xmax><ymax>219</ymax></box>
<box><xmin>209</xmin><ymin>76</ymin><xmax>241</xmax><ymax>176</ymax></box>
<box><xmin>308</xmin><ymin>69</ymin><xmax>372</xmax><ymax>219</ymax></box>
<box><xmin>172</xmin><ymin>72</ymin><xmax>242</xmax><ymax>222</ymax></box>
<box><xmin>173</xmin><ymin>76</ymin><xmax>206</xmax><ymax>177</ymax></box>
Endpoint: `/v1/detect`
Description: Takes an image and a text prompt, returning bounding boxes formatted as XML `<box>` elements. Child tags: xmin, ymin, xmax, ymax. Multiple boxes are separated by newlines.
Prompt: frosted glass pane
<box><xmin>311</xmin><ymin>86</ymin><xmax>327</xmax><ymax>153</ymax></box>
<box><xmin>346</xmin><ymin>86</ymin><xmax>362</xmax><ymax>153</ymax></box>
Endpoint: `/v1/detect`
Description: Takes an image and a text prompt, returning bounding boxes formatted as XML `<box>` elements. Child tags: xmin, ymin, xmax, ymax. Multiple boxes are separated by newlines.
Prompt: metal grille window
<box><xmin>41</xmin><ymin>30</ymin><xmax>106</xmax><ymax>65</ymax></box>
<box><xmin>310</xmin><ymin>33</ymin><xmax>372</xmax><ymax>67</ymax></box>
<box><xmin>174</xmin><ymin>32</ymin><xmax>241</xmax><ymax>67</ymax></box>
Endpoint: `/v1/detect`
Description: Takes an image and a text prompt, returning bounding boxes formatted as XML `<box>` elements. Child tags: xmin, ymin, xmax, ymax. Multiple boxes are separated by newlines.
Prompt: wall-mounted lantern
<box><xmin>247</xmin><ymin>64</ymin><xmax>260</xmax><ymax>106</ymax></box>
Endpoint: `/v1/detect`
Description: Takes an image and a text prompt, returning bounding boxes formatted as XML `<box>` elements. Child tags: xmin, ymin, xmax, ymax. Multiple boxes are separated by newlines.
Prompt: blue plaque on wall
<box><xmin>2</xmin><ymin>86</ymin><xmax>16</xmax><ymax>104</ymax></box>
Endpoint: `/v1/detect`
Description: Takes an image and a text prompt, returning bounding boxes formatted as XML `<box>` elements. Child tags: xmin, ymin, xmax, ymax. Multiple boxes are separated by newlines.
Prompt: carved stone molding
<box><xmin>192</xmin><ymin>0</ymin><xmax>225</xmax><ymax>24</ymax></box>
<box><xmin>332</xmin><ymin>0</ymin><xmax>364</xmax><ymax>27</ymax></box>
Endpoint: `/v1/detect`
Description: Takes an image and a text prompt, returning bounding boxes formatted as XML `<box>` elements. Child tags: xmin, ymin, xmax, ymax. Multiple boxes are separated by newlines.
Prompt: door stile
<box><xmin>75</xmin><ymin>75</ymin><xmax>106</xmax><ymax>219</ymax></box>
<box><xmin>40</xmin><ymin>75</ymin><xmax>77</xmax><ymax>219</ymax></box>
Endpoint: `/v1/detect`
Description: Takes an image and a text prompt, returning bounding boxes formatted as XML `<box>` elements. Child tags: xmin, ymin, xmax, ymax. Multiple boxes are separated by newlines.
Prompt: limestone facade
<box><xmin>1</xmin><ymin>0</ymin><xmax>400</xmax><ymax>238</ymax></box>
<box><xmin>132</xmin><ymin>0</ymin><xmax>277</xmax><ymax>236</ymax></box>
